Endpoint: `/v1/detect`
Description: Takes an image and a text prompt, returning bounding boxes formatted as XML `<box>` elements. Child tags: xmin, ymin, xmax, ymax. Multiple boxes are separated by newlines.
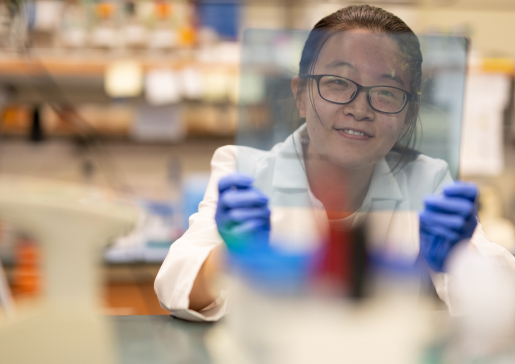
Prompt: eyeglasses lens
<box><xmin>319</xmin><ymin>76</ymin><xmax>357</xmax><ymax>104</ymax></box>
<box><xmin>369</xmin><ymin>87</ymin><xmax>407</xmax><ymax>113</ymax></box>
<box><xmin>318</xmin><ymin>76</ymin><xmax>407</xmax><ymax>113</ymax></box>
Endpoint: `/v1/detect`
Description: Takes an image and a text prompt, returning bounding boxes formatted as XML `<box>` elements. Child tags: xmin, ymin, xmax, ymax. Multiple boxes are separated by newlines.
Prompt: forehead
<box><xmin>315</xmin><ymin>30</ymin><xmax>410</xmax><ymax>85</ymax></box>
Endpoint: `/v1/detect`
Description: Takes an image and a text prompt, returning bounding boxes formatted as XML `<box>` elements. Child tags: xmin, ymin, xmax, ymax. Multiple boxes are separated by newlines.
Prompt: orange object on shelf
<box><xmin>155</xmin><ymin>1</ymin><xmax>171</xmax><ymax>19</ymax></box>
<box><xmin>481</xmin><ymin>58</ymin><xmax>515</xmax><ymax>74</ymax></box>
<box><xmin>96</xmin><ymin>2</ymin><xmax>115</xmax><ymax>19</ymax></box>
<box><xmin>179</xmin><ymin>26</ymin><xmax>196</xmax><ymax>47</ymax></box>
<box><xmin>12</xmin><ymin>237</ymin><xmax>41</xmax><ymax>296</ymax></box>
<box><xmin>1</xmin><ymin>105</ymin><xmax>31</xmax><ymax>132</ymax></box>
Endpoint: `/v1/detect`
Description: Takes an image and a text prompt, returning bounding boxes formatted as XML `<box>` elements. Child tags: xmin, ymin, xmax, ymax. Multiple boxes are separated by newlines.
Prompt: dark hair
<box><xmin>295</xmin><ymin>5</ymin><xmax>423</xmax><ymax>171</ymax></box>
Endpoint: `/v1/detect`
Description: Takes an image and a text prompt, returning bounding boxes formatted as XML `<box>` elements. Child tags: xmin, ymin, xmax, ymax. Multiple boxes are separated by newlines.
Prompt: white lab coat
<box><xmin>155</xmin><ymin>125</ymin><xmax>515</xmax><ymax>322</ymax></box>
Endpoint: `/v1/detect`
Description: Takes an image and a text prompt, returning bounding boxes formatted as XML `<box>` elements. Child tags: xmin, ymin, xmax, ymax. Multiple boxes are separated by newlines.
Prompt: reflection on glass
<box><xmin>237</xmin><ymin>30</ymin><xmax>467</xmax><ymax>180</ymax></box>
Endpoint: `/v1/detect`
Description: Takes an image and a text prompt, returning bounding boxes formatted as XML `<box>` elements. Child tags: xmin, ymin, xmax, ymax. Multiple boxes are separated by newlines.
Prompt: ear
<box><xmin>291</xmin><ymin>76</ymin><xmax>306</xmax><ymax>118</ymax></box>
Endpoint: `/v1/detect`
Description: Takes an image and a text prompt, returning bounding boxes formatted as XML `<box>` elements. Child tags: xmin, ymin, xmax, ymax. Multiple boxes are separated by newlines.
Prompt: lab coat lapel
<box><xmin>268</xmin><ymin>129</ymin><xmax>324</xmax><ymax>252</ymax></box>
<box><xmin>270</xmin><ymin>130</ymin><xmax>309</xmax><ymax>190</ymax></box>
<box><xmin>366</xmin><ymin>158</ymin><xmax>405</xmax><ymax>253</ymax></box>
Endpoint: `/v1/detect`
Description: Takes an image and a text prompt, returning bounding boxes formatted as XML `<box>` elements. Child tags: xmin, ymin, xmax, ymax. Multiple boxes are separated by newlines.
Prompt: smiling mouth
<box><xmin>337</xmin><ymin>128</ymin><xmax>373</xmax><ymax>138</ymax></box>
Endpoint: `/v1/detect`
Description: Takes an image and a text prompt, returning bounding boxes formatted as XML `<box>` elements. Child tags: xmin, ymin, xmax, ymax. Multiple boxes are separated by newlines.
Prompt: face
<box><xmin>297</xmin><ymin>30</ymin><xmax>411</xmax><ymax>170</ymax></box>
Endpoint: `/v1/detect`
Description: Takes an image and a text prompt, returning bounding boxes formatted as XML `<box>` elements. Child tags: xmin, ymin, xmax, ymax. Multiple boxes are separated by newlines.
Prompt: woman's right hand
<box><xmin>215</xmin><ymin>173</ymin><xmax>271</xmax><ymax>252</ymax></box>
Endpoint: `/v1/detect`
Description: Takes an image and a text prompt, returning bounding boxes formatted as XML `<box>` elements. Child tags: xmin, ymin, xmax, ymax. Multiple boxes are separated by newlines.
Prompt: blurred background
<box><xmin>0</xmin><ymin>0</ymin><xmax>515</xmax><ymax>315</ymax></box>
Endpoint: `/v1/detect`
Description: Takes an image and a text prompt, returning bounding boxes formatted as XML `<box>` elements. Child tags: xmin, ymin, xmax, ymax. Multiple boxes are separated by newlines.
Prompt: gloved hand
<box><xmin>215</xmin><ymin>173</ymin><xmax>316</xmax><ymax>292</ymax></box>
<box><xmin>215</xmin><ymin>172</ymin><xmax>271</xmax><ymax>252</ymax></box>
<box><xmin>419</xmin><ymin>181</ymin><xmax>478</xmax><ymax>272</ymax></box>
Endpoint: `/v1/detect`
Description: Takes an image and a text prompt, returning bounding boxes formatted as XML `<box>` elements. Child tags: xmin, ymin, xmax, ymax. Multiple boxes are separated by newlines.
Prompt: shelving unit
<box><xmin>0</xmin><ymin>53</ymin><xmax>240</xmax><ymax>140</ymax></box>
<box><xmin>0</xmin><ymin>0</ymin><xmax>242</xmax><ymax>141</ymax></box>
<box><xmin>0</xmin><ymin>55</ymin><xmax>238</xmax><ymax>76</ymax></box>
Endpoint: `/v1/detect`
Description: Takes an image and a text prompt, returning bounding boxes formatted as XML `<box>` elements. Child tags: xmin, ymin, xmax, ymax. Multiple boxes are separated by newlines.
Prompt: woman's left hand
<box><xmin>419</xmin><ymin>181</ymin><xmax>478</xmax><ymax>272</ymax></box>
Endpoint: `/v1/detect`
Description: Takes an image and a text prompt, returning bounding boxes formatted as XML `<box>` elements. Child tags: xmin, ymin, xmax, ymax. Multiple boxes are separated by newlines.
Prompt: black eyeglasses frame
<box><xmin>300</xmin><ymin>74</ymin><xmax>418</xmax><ymax>115</ymax></box>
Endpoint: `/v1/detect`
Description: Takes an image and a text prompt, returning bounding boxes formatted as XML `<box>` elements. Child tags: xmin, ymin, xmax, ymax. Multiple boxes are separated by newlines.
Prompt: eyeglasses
<box><xmin>300</xmin><ymin>74</ymin><xmax>417</xmax><ymax>114</ymax></box>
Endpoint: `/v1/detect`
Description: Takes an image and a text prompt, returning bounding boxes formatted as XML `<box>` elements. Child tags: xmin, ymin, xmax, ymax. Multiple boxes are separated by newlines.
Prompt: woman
<box><xmin>155</xmin><ymin>5</ymin><xmax>515</xmax><ymax>322</ymax></box>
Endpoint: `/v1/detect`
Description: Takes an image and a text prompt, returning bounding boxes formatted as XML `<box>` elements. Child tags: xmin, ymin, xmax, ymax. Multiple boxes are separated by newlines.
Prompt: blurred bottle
<box><xmin>27</xmin><ymin>0</ymin><xmax>63</xmax><ymax>48</ymax></box>
<box><xmin>120</xmin><ymin>1</ymin><xmax>149</xmax><ymax>50</ymax></box>
<box><xmin>29</xmin><ymin>105</ymin><xmax>44</xmax><ymax>142</ymax></box>
<box><xmin>12</xmin><ymin>236</ymin><xmax>41</xmax><ymax>296</ymax></box>
<box><xmin>175</xmin><ymin>1</ymin><xmax>197</xmax><ymax>48</ymax></box>
<box><xmin>148</xmin><ymin>0</ymin><xmax>176</xmax><ymax>51</ymax></box>
<box><xmin>0</xmin><ymin>0</ymin><xmax>28</xmax><ymax>51</ymax></box>
<box><xmin>90</xmin><ymin>1</ymin><xmax>119</xmax><ymax>49</ymax></box>
<box><xmin>0</xmin><ymin>2</ymin><xmax>11</xmax><ymax>49</ymax></box>
<box><xmin>1</xmin><ymin>104</ymin><xmax>31</xmax><ymax>134</ymax></box>
<box><xmin>197</xmin><ymin>0</ymin><xmax>239</xmax><ymax>42</ymax></box>
<box><xmin>58</xmin><ymin>0</ymin><xmax>89</xmax><ymax>49</ymax></box>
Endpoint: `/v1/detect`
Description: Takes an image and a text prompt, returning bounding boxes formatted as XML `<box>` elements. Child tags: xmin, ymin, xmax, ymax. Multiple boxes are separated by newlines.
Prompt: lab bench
<box><xmin>112</xmin><ymin>315</ymin><xmax>214</xmax><ymax>364</ymax></box>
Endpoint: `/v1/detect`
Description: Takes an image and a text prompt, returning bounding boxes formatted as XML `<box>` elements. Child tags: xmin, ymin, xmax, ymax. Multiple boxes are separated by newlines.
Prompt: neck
<box><xmin>305</xmin><ymin>143</ymin><xmax>374</xmax><ymax>219</ymax></box>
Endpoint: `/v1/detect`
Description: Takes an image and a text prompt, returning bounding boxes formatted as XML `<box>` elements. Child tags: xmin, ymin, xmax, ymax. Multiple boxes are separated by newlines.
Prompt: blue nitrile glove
<box><xmin>227</xmin><ymin>244</ymin><xmax>317</xmax><ymax>295</ymax></box>
<box><xmin>215</xmin><ymin>172</ymin><xmax>271</xmax><ymax>252</ymax></box>
<box><xmin>419</xmin><ymin>181</ymin><xmax>478</xmax><ymax>272</ymax></box>
<box><xmin>215</xmin><ymin>173</ymin><xmax>317</xmax><ymax>293</ymax></box>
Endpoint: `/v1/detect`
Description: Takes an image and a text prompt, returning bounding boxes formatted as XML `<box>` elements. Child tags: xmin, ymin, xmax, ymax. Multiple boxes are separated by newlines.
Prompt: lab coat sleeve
<box><xmin>432</xmin><ymin>223</ymin><xmax>515</xmax><ymax>316</ymax></box>
<box><xmin>154</xmin><ymin>145</ymin><xmax>237</xmax><ymax>322</ymax></box>
<box><xmin>427</xmin><ymin>168</ymin><xmax>515</xmax><ymax>315</ymax></box>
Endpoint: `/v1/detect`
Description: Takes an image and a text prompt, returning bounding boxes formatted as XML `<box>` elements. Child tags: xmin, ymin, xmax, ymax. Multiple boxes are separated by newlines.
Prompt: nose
<box><xmin>342</xmin><ymin>89</ymin><xmax>374</xmax><ymax>121</ymax></box>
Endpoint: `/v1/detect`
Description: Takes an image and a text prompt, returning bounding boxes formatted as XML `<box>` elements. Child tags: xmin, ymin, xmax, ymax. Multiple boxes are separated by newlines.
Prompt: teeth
<box><xmin>343</xmin><ymin>129</ymin><xmax>365</xmax><ymax>136</ymax></box>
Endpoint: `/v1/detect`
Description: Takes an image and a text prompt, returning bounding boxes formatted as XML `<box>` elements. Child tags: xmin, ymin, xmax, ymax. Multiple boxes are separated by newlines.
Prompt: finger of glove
<box><xmin>443</xmin><ymin>182</ymin><xmax>478</xmax><ymax>203</ymax></box>
<box><xmin>219</xmin><ymin>188</ymin><xmax>268</xmax><ymax>209</ymax></box>
<box><xmin>419</xmin><ymin>231</ymin><xmax>435</xmax><ymax>256</ymax></box>
<box><xmin>419</xmin><ymin>210</ymin><xmax>465</xmax><ymax>231</ymax></box>
<box><xmin>420</xmin><ymin>233</ymin><xmax>442</xmax><ymax>270</ymax></box>
<box><xmin>424</xmin><ymin>196</ymin><xmax>474</xmax><ymax>217</ymax></box>
<box><xmin>426</xmin><ymin>234</ymin><xmax>446</xmax><ymax>259</ymax></box>
<box><xmin>420</xmin><ymin>233</ymin><xmax>449</xmax><ymax>272</ymax></box>
<box><xmin>228</xmin><ymin>207</ymin><xmax>270</xmax><ymax>223</ymax></box>
<box><xmin>460</xmin><ymin>215</ymin><xmax>478</xmax><ymax>237</ymax></box>
<box><xmin>419</xmin><ymin>222</ymin><xmax>461</xmax><ymax>242</ymax></box>
<box><xmin>464</xmin><ymin>213</ymin><xmax>478</xmax><ymax>229</ymax></box>
<box><xmin>216</xmin><ymin>213</ymin><xmax>238</xmax><ymax>231</ymax></box>
<box><xmin>218</xmin><ymin>173</ymin><xmax>254</xmax><ymax>194</ymax></box>
<box><xmin>433</xmin><ymin>237</ymin><xmax>453</xmax><ymax>271</ymax></box>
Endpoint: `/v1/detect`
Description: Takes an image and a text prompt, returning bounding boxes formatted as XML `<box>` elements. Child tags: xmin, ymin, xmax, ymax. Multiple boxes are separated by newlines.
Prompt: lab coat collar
<box><xmin>271</xmin><ymin>125</ymin><xmax>310</xmax><ymax>189</ymax></box>
<box><xmin>271</xmin><ymin>124</ymin><xmax>404</xmax><ymax>203</ymax></box>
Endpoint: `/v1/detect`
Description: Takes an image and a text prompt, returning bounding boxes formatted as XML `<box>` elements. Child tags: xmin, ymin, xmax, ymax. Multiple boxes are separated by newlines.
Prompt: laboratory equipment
<box><xmin>219</xmin><ymin>256</ymin><xmax>434</xmax><ymax>364</ymax></box>
<box><xmin>0</xmin><ymin>176</ymin><xmax>139</xmax><ymax>364</ymax></box>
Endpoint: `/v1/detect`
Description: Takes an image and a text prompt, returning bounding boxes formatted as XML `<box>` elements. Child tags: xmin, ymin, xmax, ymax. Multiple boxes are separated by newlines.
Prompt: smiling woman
<box><xmin>293</xmin><ymin>29</ymin><xmax>419</xmax><ymax>212</ymax></box>
<box><xmin>154</xmin><ymin>5</ymin><xmax>515</xmax><ymax>322</ymax></box>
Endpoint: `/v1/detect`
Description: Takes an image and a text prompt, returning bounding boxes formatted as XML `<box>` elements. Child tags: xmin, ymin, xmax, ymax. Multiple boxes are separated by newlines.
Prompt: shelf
<box><xmin>0</xmin><ymin>55</ymin><xmax>238</xmax><ymax>78</ymax></box>
<box><xmin>0</xmin><ymin>130</ymin><xmax>235</xmax><ymax>145</ymax></box>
